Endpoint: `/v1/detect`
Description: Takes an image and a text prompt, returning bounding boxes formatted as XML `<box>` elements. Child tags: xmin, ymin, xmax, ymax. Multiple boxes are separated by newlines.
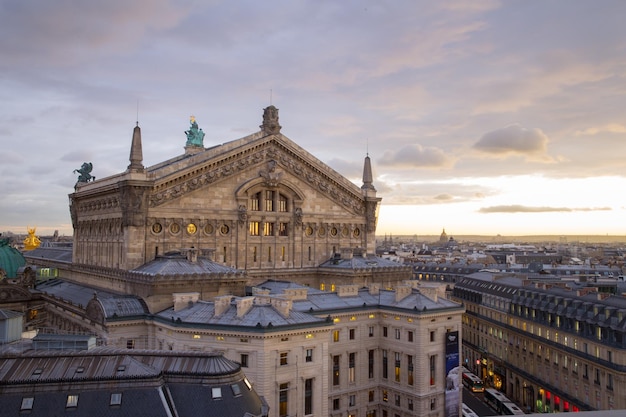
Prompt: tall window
<box><xmin>279</xmin><ymin>194</ymin><xmax>288</xmax><ymax>212</ymax></box>
<box><xmin>306</xmin><ymin>348</ymin><xmax>313</xmax><ymax>362</ymax></box>
<box><xmin>349</xmin><ymin>329</ymin><xmax>355</xmax><ymax>340</ymax></box>
<box><xmin>279</xmin><ymin>222</ymin><xmax>288</xmax><ymax>236</ymax></box>
<box><xmin>382</xmin><ymin>350</ymin><xmax>388</xmax><ymax>379</ymax></box>
<box><xmin>252</xmin><ymin>246</ymin><xmax>257</xmax><ymax>262</ymax></box>
<box><xmin>304</xmin><ymin>378</ymin><xmax>313</xmax><ymax>415</ymax></box>
<box><xmin>333</xmin><ymin>355</ymin><xmax>340</xmax><ymax>385</ymax></box>
<box><xmin>279</xmin><ymin>383</ymin><xmax>289</xmax><ymax>417</ymax></box>
<box><xmin>268</xmin><ymin>247</ymin><xmax>272</xmax><ymax>262</ymax></box>
<box><xmin>265</xmin><ymin>190</ymin><xmax>274</xmax><ymax>211</ymax></box>
<box><xmin>280</xmin><ymin>352</ymin><xmax>288</xmax><ymax>366</ymax></box>
<box><xmin>408</xmin><ymin>355</ymin><xmax>414</xmax><ymax>386</ymax></box>
<box><xmin>241</xmin><ymin>354</ymin><xmax>249</xmax><ymax>367</ymax></box>
<box><xmin>333</xmin><ymin>330</ymin><xmax>340</xmax><ymax>342</ymax></box>
<box><xmin>264</xmin><ymin>222</ymin><xmax>274</xmax><ymax>236</ymax></box>
<box><xmin>408</xmin><ymin>331</ymin><xmax>413</xmax><ymax>342</ymax></box>
<box><xmin>368</xmin><ymin>349</ymin><xmax>375</xmax><ymax>378</ymax></box>
<box><xmin>250</xmin><ymin>192</ymin><xmax>261</xmax><ymax>211</ymax></box>
<box><xmin>429</xmin><ymin>355</ymin><xmax>436</xmax><ymax>386</ymax></box>
<box><xmin>349</xmin><ymin>352</ymin><xmax>356</xmax><ymax>383</ymax></box>
<box><xmin>249</xmin><ymin>221</ymin><xmax>260</xmax><ymax>236</ymax></box>
<box><xmin>394</xmin><ymin>352</ymin><xmax>401</xmax><ymax>382</ymax></box>
<box><xmin>281</xmin><ymin>246</ymin><xmax>286</xmax><ymax>261</ymax></box>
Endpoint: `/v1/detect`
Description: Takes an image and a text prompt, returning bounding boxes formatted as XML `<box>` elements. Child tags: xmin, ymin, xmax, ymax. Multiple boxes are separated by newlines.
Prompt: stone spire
<box><xmin>260</xmin><ymin>105</ymin><xmax>281</xmax><ymax>135</ymax></box>
<box><xmin>361</xmin><ymin>153</ymin><xmax>376</xmax><ymax>193</ymax></box>
<box><xmin>128</xmin><ymin>123</ymin><xmax>144</xmax><ymax>172</ymax></box>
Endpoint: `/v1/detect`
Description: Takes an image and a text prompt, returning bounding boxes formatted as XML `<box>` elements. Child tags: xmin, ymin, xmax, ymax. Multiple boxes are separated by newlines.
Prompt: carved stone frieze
<box><xmin>0</xmin><ymin>284</ymin><xmax>32</xmax><ymax>302</ymax></box>
<box><xmin>149</xmin><ymin>141</ymin><xmax>366</xmax><ymax>215</ymax></box>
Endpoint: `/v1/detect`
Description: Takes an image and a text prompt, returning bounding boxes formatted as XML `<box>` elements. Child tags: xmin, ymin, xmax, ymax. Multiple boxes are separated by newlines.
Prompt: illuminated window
<box><xmin>66</xmin><ymin>394</ymin><xmax>79</xmax><ymax>408</ymax></box>
<box><xmin>395</xmin><ymin>352</ymin><xmax>401</xmax><ymax>382</ymax></box>
<box><xmin>265</xmin><ymin>190</ymin><xmax>274</xmax><ymax>211</ymax></box>
<box><xmin>279</xmin><ymin>194</ymin><xmax>288</xmax><ymax>212</ymax></box>
<box><xmin>278</xmin><ymin>382</ymin><xmax>289</xmax><ymax>417</ymax></box>
<box><xmin>333</xmin><ymin>330</ymin><xmax>340</xmax><ymax>342</ymax></box>
<box><xmin>212</xmin><ymin>387</ymin><xmax>222</xmax><ymax>399</ymax></box>
<box><xmin>264</xmin><ymin>222</ymin><xmax>274</xmax><ymax>236</ymax></box>
<box><xmin>250</xmin><ymin>192</ymin><xmax>261</xmax><ymax>211</ymax></box>
<box><xmin>333</xmin><ymin>356</ymin><xmax>340</xmax><ymax>385</ymax></box>
<box><xmin>249</xmin><ymin>221</ymin><xmax>260</xmax><ymax>236</ymax></box>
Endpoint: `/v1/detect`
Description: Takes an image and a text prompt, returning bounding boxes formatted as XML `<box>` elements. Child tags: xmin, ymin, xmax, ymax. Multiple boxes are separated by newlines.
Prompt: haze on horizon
<box><xmin>1</xmin><ymin>1</ymin><xmax>626</xmax><ymax>238</ymax></box>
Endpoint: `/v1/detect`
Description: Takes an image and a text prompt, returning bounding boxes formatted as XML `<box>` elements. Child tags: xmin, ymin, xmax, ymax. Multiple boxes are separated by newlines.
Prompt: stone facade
<box><xmin>69</xmin><ymin>106</ymin><xmax>381</xmax><ymax>276</ymax></box>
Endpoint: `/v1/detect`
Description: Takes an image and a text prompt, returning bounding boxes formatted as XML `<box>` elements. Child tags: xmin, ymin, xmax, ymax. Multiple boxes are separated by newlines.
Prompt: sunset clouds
<box><xmin>1</xmin><ymin>0</ymin><xmax>626</xmax><ymax>236</ymax></box>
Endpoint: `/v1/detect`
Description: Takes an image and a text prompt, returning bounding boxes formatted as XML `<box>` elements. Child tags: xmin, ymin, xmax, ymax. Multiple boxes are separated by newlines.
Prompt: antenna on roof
<box><xmin>136</xmin><ymin>99</ymin><xmax>139</xmax><ymax>126</ymax></box>
<box><xmin>366</xmin><ymin>138</ymin><xmax>369</xmax><ymax>156</ymax></box>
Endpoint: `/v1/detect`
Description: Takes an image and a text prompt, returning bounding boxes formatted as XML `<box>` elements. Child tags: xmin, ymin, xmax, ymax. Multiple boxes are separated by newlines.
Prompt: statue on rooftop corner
<box><xmin>74</xmin><ymin>162</ymin><xmax>95</xmax><ymax>184</ymax></box>
<box><xmin>185</xmin><ymin>115</ymin><xmax>205</xmax><ymax>147</ymax></box>
<box><xmin>23</xmin><ymin>227</ymin><xmax>41</xmax><ymax>251</ymax></box>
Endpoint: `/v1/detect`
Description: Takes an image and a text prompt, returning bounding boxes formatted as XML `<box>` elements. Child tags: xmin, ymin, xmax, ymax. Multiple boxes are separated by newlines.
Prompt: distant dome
<box><xmin>0</xmin><ymin>239</ymin><xmax>26</xmax><ymax>279</ymax></box>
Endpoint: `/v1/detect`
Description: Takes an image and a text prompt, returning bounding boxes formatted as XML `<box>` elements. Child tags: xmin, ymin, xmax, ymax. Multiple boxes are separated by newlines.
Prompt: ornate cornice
<box><xmin>149</xmin><ymin>140</ymin><xmax>365</xmax><ymax>215</ymax></box>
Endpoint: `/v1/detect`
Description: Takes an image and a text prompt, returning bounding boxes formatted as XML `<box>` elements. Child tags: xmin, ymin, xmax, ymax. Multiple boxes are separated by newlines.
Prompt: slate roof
<box><xmin>36</xmin><ymin>279</ymin><xmax>148</xmax><ymax>318</ymax></box>
<box><xmin>319</xmin><ymin>252</ymin><xmax>408</xmax><ymax>270</ymax></box>
<box><xmin>251</xmin><ymin>280</ymin><xmax>461</xmax><ymax>314</ymax></box>
<box><xmin>132</xmin><ymin>251</ymin><xmax>242</xmax><ymax>276</ymax></box>
<box><xmin>292</xmin><ymin>286</ymin><xmax>460</xmax><ymax>313</ymax></box>
<box><xmin>23</xmin><ymin>246</ymin><xmax>73</xmax><ymax>263</ymax></box>
<box><xmin>0</xmin><ymin>309</ymin><xmax>22</xmax><ymax>320</ymax></box>
<box><xmin>158</xmin><ymin>299</ymin><xmax>329</xmax><ymax>330</ymax></box>
<box><xmin>0</xmin><ymin>349</ymin><xmax>267</xmax><ymax>417</ymax></box>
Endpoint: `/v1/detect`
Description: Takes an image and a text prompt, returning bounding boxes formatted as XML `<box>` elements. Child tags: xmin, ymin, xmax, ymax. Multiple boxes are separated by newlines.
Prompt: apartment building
<box><xmin>452</xmin><ymin>273</ymin><xmax>626</xmax><ymax>412</ymax></box>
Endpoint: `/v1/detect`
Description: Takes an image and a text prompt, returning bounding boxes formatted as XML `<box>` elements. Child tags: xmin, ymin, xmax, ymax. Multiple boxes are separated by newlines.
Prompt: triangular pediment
<box><xmin>148</xmin><ymin>132</ymin><xmax>366</xmax><ymax>215</ymax></box>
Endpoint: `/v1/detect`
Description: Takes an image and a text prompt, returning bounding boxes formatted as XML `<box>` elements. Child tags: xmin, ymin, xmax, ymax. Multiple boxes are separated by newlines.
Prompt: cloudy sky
<box><xmin>2</xmin><ymin>0</ymin><xmax>626</xmax><ymax>238</ymax></box>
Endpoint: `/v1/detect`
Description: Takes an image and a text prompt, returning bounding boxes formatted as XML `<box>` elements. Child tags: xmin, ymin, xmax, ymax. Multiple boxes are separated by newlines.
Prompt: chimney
<box><xmin>369</xmin><ymin>283</ymin><xmax>380</xmax><ymax>295</ymax></box>
<box><xmin>395</xmin><ymin>285</ymin><xmax>413</xmax><ymax>302</ymax></box>
<box><xmin>185</xmin><ymin>247</ymin><xmax>198</xmax><ymax>263</ymax></box>
<box><xmin>173</xmin><ymin>292</ymin><xmax>200</xmax><ymax>312</ymax></box>
<box><xmin>236</xmin><ymin>297</ymin><xmax>255</xmax><ymax>317</ymax></box>
<box><xmin>271</xmin><ymin>297</ymin><xmax>292</xmax><ymax>318</ymax></box>
<box><xmin>337</xmin><ymin>285</ymin><xmax>359</xmax><ymax>297</ymax></box>
<box><xmin>214</xmin><ymin>295</ymin><xmax>232</xmax><ymax>316</ymax></box>
<box><xmin>283</xmin><ymin>287</ymin><xmax>308</xmax><ymax>300</ymax></box>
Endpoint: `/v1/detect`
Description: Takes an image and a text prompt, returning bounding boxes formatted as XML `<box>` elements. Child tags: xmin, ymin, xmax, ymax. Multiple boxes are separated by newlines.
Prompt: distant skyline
<box><xmin>2</xmin><ymin>1</ymin><xmax>626</xmax><ymax>237</ymax></box>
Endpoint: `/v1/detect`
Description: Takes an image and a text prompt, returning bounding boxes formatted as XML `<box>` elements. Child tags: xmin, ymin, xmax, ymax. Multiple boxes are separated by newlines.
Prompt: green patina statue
<box><xmin>185</xmin><ymin>115</ymin><xmax>205</xmax><ymax>147</ymax></box>
<box><xmin>74</xmin><ymin>162</ymin><xmax>95</xmax><ymax>183</ymax></box>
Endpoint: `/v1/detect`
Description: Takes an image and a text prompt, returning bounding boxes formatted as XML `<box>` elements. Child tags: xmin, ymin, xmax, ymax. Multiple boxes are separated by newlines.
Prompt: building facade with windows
<box><xmin>452</xmin><ymin>273</ymin><xmax>626</xmax><ymax>413</ymax></box>
<box><xmin>101</xmin><ymin>281</ymin><xmax>464</xmax><ymax>417</ymax></box>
